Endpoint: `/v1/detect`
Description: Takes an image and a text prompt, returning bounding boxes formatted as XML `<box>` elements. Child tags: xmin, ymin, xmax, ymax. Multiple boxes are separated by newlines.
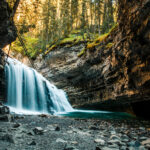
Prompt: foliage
<box><xmin>11</xmin><ymin>34</ymin><xmax>41</xmax><ymax>59</ymax></box>
<box><xmin>77</xmin><ymin>48</ymin><xmax>86</xmax><ymax>57</ymax></box>
<box><xmin>105</xmin><ymin>43</ymin><xmax>114</xmax><ymax>49</ymax></box>
<box><xmin>11</xmin><ymin>0</ymin><xmax>117</xmax><ymax>58</ymax></box>
<box><xmin>87</xmin><ymin>33</ymin><xmax>109</xmax><ymax>50</ymax></box>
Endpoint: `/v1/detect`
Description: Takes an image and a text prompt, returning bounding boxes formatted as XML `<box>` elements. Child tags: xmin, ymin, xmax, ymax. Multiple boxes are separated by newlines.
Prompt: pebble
<box><xmin>13</xmin><ymin>123</ymin><xmax>21</xmax><ymax>128</ymax></box>
<box><xmin>55</xmin><ymin>126</ymin><xmax>60</xmax><ymax>131</ymax></box>
<box><xmin>94</xmin><ymin>139</ymin><xmax>105</xmax><ymax>145</ymax></box>
<box><xmin>64</xmin><ymin>145</ymin><xmax>78</xmax><ymax>150</ymax></box>
<box><xmin>56</xmin><ymin>138</ymin><xmax>67</xmax><ymax>143</ymax></box>
<box><xmin>28</xmin><ymin>140</ymin><xmax>36</xmax><ymax>145</ymax></box>
<box><xmin>141</xmin><ymin>138</ymin><xmax>150</xmax><ymax>145</ymax></box>
<box><xmin>33</xmin><ymin>127</ymin><xmax>44</xmax><ymax>135</ymax></box>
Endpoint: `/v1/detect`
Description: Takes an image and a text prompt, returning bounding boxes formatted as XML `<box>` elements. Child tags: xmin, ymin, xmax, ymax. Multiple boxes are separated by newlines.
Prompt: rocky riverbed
<box><xmin>0</xmin><ymin>105</ymin><xmax>150</xmax><ymax>150</ymax></box>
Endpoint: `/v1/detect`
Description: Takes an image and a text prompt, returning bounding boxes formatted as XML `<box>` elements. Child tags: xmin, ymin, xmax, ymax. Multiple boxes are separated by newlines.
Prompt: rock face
<box><xmin>0</xmin><ymin>0</ymin><xmax>17</xmax><ymax>48</ymax></box>
<box><xmin>35</xmin><ymin>0</ymin><xmax>150</xmax><ymax>117</ymax></box>
<box><xmin>0</xmin><ymin>0</ymin><xmax>17</xmax><ymax>102</ymax></box>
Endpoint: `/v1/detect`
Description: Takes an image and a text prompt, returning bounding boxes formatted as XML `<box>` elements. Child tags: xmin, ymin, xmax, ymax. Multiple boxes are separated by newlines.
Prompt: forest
<box><xmin>6</xmin><ymin>0</ymin><xmax>117</xmax><ymax>59</ymax></box>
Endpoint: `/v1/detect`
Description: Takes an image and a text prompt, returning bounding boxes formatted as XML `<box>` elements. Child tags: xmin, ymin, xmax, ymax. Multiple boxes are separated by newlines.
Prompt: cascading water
<box><xmin>4</xmin><ymin>57</ymin><xmax>134</xmax><ymax>119</ymax></box>
<box><xmin>5</xmin><ymin>57</ymin><xmax>73</xmax><ymax>115</ymax></box>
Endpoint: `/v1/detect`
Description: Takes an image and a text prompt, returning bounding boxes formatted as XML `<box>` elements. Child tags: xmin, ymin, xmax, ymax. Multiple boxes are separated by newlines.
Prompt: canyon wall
<box><xmin>0</xmin><ymin>0</ymin><xmax>17</xmax><ymax>102</ymax></box>
<box><xmin>35</xmin><ymin>0</ymin><xmax>150</xmax><ymax>116</ymax></box>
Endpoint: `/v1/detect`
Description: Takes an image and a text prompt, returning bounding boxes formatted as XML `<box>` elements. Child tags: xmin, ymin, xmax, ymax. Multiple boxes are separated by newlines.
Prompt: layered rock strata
<box><xmin>35</xmin><ymin>0</ymin><xmax>150</xmax><ymax>117</ymax></box>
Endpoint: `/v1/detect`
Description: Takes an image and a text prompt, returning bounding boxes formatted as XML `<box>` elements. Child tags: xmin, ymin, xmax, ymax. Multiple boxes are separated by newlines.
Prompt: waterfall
<box><xmin>5</xmin><ymin>57</ymin><xmax>73</xmax><ymax>115</ymax></box>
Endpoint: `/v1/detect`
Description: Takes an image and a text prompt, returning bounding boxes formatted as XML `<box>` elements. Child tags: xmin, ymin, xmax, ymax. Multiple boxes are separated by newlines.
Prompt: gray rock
<box><xmin>94</xmin><ymin>139</ymin><xmax>105</xmax><ymax>146</ymax></box>
<box><xmin>0</xmin><ymin>134</ymin><xmax>15</xmax><ymax>143</ymax></box>
<box><xmin>128</xmin><ymin>141</ymin><xmax>141</xmax><ymax>147</ymax></box>
<box><xmin>95</xmin><ymin>146</ymin><xmax>101</xmax><ymax>150</ymax></box>
<box><xmin>0</xmin><ymin>114</ymin><xmax>12</xmax><ymax>122</ymax></box>
<box><xmin>0</xmin><ymin>105</ymin><xmax>10</xmax><ymax>114</ymax></box>
<box><xmin>139</xmin><ymin>137</ymin><xmax>147</xmax><ymax>141</ymax></box>
<box><xmin>28</xmin><ymin>141</ymin><xmax>36</xmax><ymax>145</ymax></box>
<box><xmin>13</xmin><ymin>123</ymin><xmax>21</xmax><ymax>128</ymax></box>
<box><xmin>33</xmin><ymin>127</ymin><xmax>44</xmax><ymax>135</ymax></box>
<box><xmin>110</xmin><ymin>135</ymin><xmax>120</xmax><ymax>140</ymax></box>
<box><xmin>120</xmin><ymin>146</ymin><xmax>127</xmax><ymax>150</ymax></box>
<box><xmin>108</xmin><ymin>139</ymin><xmax>121</xmax><ymax>145</ymax></box>
<box><xmin>141</xmin><ymin>138</ymin><xmax>150</xmax><ymax>145</ymax></box>
<box><xmin>64</xmin><ymin>145</ymin><xmax>78</xmax><ymax>150</ymax></box>
<box><xmin>55</xmin><ymin>126</ymin><xmax>60</xmax><ymax>131</ymax></box>
<box><xmin>56</xmin><ymin>138</ymin><xmax>67</xmax><ymax>143</ymax></box>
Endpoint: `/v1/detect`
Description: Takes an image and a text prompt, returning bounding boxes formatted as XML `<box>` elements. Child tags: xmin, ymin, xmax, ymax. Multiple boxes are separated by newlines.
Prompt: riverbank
<box><xmin>0</xmin><ymin>113</ymin><xmax>150</xmax><ymax>150</ymax></box>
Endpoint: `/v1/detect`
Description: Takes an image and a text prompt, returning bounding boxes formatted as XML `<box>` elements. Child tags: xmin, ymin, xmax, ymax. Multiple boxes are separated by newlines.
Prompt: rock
<box><xmin>139</xmin><ymin>137</ymin><xmax>148</xmax><ymax>141</ymax></box>
<box><xmin>94</xmin><ymin>139</ymin><xmax>105</xmax><ymax>146</ymax></box>
<box><xmin>120</xmin><ymin>146</ymin><xmax>127</xmax><ymax>150</ymax></box>
<box><xmin>128</xmin><ymin>141</ymin><xmax>141</xmax><ymax>147</ymax></box>
<box><xmin>64</xmin><ymin>145</ymin><xmax>78</xmax><ymax>150</ymax></box>
<box><xmin>139</xmin><ymin>127</ymin><xmax>145</xmax><ymax>130</ymax></box>
<box><xmin>33</xmin><ymin>127</ymin><xmax>44</xmax><ymax>135</ymax></box>
<box><xmin>108</xmin><ymin>139</ymin><xmax>121</xmax><ymax>145</ymax></box>
<box><xmin>71</xmin><ymin>141</ymin><xmax>78</xmax><ymax>145</ymax></box>
<box><xmin>95</xmin><ymin>146</ymin><xmax>101</xmax><ymax>150</ymax></box>
<box><xmin>89</xmin><ymin>126</ymin><xmax>99</xmax><ymax>130</ymax></box>
<box><xmin>0</xmin><ymin>134</ymin><xmax>15</xmax><ymax>143</ymax></box>
<box><xmin>110</xmin><ymin>131</ymin><xmax>116</xmax><ymax>135</ymax></box>
<box><xmin>13</xmin><ymin>123</ymin><xmax>21</xmax><ymax>128</ymax></box>
<box><xmin>141</xmin><ymin>138</ymin><xmax>150</xmax><ymax>145</ymax></box>
<box><xmin>28</xmin><ymin>141</ymin><xmax>36</xmax><ymax>145</ymax></box>
<box><xmin>108</xmin><ymin>144</ymin><xmax>119</xmax><ymax>149</ymax></box>
<box><xmin>56</xmin><ymin>138</ymin><xmax>67</xmax><ymax>143</ymax></box>
<box><xmin>139</xmin><ymin>146</ymin><xmax>146</xmax><ymax>150</ymax></box>
<box><xmin>0</xmin><ymin>114</ymin><xmax>12</xmax><ymax>122</ymax></box>
<box><xmin>121</xmin><ymin>135</ymin><xmax>129</xmax><ymax>142</ymax></box>
<box><xmin>27</xmin><ymin>130</ymin><xmax>35</xmax><ymax>136</ymax></box>
<box><xmin>145</xmin><ymin>144</ymin><xmax>150</xmax><ymax>149</ymax></box>
<box><xmin>55</xmin><ymin>126</ymin><xmax>60</xmax><ymax>131</ymax></box>
<box><xmin>110</xmin><ymin>135</ymin><xmax>120</xmax><ymax>140</ymax></box>
<box><xmin>0</xmin><ymin>105</ymin><xmax>10</xmax><ymax>114</ymax></box>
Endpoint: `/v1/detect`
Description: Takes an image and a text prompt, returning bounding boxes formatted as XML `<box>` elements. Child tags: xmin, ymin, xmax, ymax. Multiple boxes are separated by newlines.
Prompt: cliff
<box><xmin>35</xmin><ymin>0</ymin><xmax>150</xmax><ymax>117</ymax></box>
<box><xmin>0</xmin><ymin>0</ymin><xmax>17</xmax><ymax>102</ymax></box>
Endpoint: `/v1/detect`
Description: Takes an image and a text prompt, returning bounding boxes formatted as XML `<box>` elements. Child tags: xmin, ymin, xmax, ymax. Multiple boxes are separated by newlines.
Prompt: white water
<box><xmin>5</xmin><ymin>58</ymin><xmax>73</xmax><ymax>115</ymax></box>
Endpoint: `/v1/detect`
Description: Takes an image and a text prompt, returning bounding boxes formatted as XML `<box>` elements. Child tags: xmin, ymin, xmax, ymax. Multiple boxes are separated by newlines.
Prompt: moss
<box><xmin>86</xmin><ymin>33</ymin><xmax>109</xmax><ymax>50</ymax></box>
<box><xmin>108</xmin><ymin>23</ymin><xmax>118</xmax><ymax>33</ymax></box>
<box><xmin>95</xmin><ymin>33</ymin><xmax>109</xmax><ymax>43</ymax></box>
<box><xmin>44</xmin><ymin>45</ymin><xmax>57</xmax><ymax>55</ymax></box>
<box><xmin>77</xmin><ymin>48</ymin><xmax>86</xmax><ymax>57</ymax></box>
<box><xmin>87</xmin><ymin>42</ymin><xmax>99</xmax><ymax>50</ymax></box>
<box><xmin>105</xmin><ymin>43</ymin><xmax>114</xmax><ymax>49</ymax></box>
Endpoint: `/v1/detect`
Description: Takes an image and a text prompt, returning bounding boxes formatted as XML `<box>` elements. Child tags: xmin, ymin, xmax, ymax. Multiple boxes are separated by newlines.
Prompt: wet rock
<box><xmin>95</xmin><ymin>146</ymin><xmax>101</xmax><ymax>150</ymax></box>
<box><xmin>0</xmin><ymin>134</ymin><xmax>15</xmax><ymax>143</ymax></box>
<box><xmin>128</xmin><ymin>141</ymin><xmax>141</xmax><ymax>147</ymax></box>
<box><xmin>108</xmin><ymin>139</ymin><xmax>121</xmax><ymax>145</ymax></box>
<box><xmin>55</xmin><ymin>126</ymin><xmax>61</xmax><ymax>131</ymax></box>
<box><xmin>56</xmin><ymin>138</ymin><xmax>67</xmax><ymax>143</ymax></box>
<box><xmin>94</xmin><ymin>139</ymin><xmax>105</xmax><ymax>146</ymax></box>
<box><xmin>27</xmin><ymin>130</ymin><xmax>35</xmax><ymax>136</ymax></box>
<box><xmin>110</xmin><ymin>135</ymin><xmax>120</xmax><ymax>140</ymax></box>
<box><xmin>33</xmin><ymin>127</ymin><xmax>44</xmax><ymax>135</ymax></box>
<box><xmin>28</xmin><ymin>140</ymin><xmax>36</xmax><ymax>145</ymax></box>
<box><xmin>120</xmin><ymin>146</ymin><xmax>127</xmax><ymax>150</ymax></box>
<box><xmin>108</xmin><ymin>144</ymin><xmax>119</xmax><ymax>149</ymax></box>
<box><xmin>13</xmin><ymin>123</ymin><xmax>21</xmax><ymax>128</ymax></box>
<box><xmin>89</xmin><ymin>126</ymin><xmax>99</xmax><ymax>130</ymax></box>
<box><xmin>141</xmin><ymin>138</ymin><xmax>150</xmax><ymax>145</ymax></box>
<box><xmin>0</xmin><ymin>106</ymin><xmax>10</xmax><ymax>114</ymax></box>
<box><xmin>0</xmin><ymin>114</ymin><xmax>12</xmax><ymax>122</ymax></box>
<box><xmin>71</xmin><ymin>141</ymin><xmax>78</xmax><ymax>145</ymax></box>
<box><xmin>64</xmin><ymin>145</ymin><xmax>78</xmax><ymax>150</ymax></box>
<box><xmin>121</xmin><ymin>135</ymin><xmax>129</xmax><ymax>142</ymax></box>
